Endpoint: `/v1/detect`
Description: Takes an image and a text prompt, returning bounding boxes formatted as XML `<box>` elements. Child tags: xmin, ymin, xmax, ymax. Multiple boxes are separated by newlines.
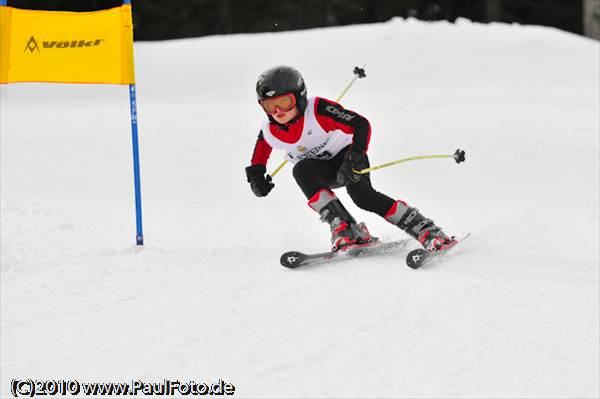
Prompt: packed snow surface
<box><xmin>1</xmin><ymin>18</ymin><xmax>599</xmax><ymax>398</ymax></box>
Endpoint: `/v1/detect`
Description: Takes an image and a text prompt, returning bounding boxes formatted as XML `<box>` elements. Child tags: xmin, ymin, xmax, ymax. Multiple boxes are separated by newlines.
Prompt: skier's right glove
<box><xmin>245</xmin><ymin>164</ymin><xmax>274</xmax><ymax>197</ymax></box>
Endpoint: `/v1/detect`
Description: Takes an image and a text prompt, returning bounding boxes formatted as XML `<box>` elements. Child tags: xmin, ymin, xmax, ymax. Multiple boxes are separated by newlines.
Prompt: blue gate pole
<box><xmin>129</xmin><ymin>84</ymin><xmax>144</xmax><ymax>246</ymax></box>
<box><xmin>124</xmin><ymin>0</ymin><xmax>143</xmax><ymax>245</ymax></box>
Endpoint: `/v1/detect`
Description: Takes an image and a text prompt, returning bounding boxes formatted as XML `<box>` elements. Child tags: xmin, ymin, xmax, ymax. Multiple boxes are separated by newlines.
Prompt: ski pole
<box><xmin>269</xmin><ymin>66</ymin><xmax>367</xmax><ymax>178</ymax></box>
<box><xmin>354</xmin><ymin>149</ymin><xmax>466</xmax><ymax>174</ymax></box>
<box><xmin>268</xmin><ymin>161</ymin><xmax>288</xmax><ymax>179</ymax></box>
<box><xmin>334</xmin><ymin>66</ymin><xmax>366</xmax><ymax>103</ymax></box>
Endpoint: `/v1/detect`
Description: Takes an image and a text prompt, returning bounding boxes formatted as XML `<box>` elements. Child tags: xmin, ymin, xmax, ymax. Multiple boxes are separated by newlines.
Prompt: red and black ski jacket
<box><xmin>250</xmin><ymin>97</ymin><xmax>371</xmax><ymax>166</ymax></box>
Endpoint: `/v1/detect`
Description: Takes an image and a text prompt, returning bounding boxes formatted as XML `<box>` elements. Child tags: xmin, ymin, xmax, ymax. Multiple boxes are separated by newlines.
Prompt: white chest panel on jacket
<box><xmin>261</xmin><ymin>97</ymin><xmax>353</xmax><ymax>164</ymax></box>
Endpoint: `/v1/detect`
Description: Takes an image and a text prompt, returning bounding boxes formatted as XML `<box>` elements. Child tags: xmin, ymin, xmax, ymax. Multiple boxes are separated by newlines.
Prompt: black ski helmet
<box><xmin>256</xmin><ymin>65</ymin><xmax>307</xmax><ymax>113</ymax></box>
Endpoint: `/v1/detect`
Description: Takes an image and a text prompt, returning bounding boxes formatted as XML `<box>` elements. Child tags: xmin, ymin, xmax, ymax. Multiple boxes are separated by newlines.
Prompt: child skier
<box><xmin>245</xmin><ymin>65</ymin><xmax>455</xmax><ymax>253</ymax></box>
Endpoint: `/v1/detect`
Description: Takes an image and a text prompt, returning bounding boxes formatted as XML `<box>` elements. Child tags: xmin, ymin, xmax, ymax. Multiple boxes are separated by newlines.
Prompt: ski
<box><xmin>405</xmin><ymin>233</ymin><xmax>471</xmax><ymax>269</ymax></box>
<box><xmin>280</xmin><ymin>238</ymin><xmax>411</xmax><ymax>269</ymax></box>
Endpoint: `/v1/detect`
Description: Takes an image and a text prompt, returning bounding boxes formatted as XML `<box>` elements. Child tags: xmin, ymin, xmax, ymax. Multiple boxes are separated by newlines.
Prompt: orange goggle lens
<box><xmin>259</xmin><ymin>93</ymin><xmax>296</xmax><ymax>114</ymax></box>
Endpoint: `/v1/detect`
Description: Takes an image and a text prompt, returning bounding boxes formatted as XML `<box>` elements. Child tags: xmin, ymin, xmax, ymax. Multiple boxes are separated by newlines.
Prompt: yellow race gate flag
<box><xmin>0</xmin><ymin>4</ymin><xmax>135</xmax><ymax>84</ymax></box>
<box><xmin>0</xmin><ymin>1</ymin><xmax>144</xmax><ymax>245</ymax></box>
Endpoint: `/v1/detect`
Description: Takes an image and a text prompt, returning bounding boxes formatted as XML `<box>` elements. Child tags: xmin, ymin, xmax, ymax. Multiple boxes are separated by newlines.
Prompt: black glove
<box><xmin>336</xmin><ymin>148</ymin><xmax>365</xmax><ymax>186</ymax></box>
<box><xmin>245</xmin><ymin>164</ymin><xmax>274</xmax><ymax>197</ymax></box>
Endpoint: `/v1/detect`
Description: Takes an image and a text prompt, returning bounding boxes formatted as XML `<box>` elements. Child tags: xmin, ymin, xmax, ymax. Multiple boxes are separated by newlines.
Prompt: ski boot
<box><xmin>308</xmin><ymin>189</ymin><xmax>373</xmax><ymax>252</ymax></box>
<box><xmin>385</xmin><ymin>200</ymin><xmax>456</xmax><ymax>253</ymax></box>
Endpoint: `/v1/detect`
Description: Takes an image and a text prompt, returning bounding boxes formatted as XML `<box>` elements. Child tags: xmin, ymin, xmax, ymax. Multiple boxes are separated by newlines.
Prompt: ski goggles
<box><xmin>259</xmin><ymin>93</ymin><xmax>296</xmax><ymax>114</ymax></box>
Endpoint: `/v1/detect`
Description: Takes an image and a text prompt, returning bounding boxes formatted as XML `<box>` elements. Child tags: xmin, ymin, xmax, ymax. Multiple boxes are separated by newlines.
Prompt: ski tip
<box><xmin>406</xmin><ymin>249</ymin><xmax>428</xmax><ymax>269</ymax></box>
<box><xmin>280</xmin><ymin>251</ymin><xmax>307</xmax><ymax>269</ymax></box>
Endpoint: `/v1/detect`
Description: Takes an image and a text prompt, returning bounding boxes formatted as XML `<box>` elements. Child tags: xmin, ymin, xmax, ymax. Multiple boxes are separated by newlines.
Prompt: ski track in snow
<box><xmin>1</xmin><ymin>18</ymin><xmax>599</xmax><ymax>398</ymax></box>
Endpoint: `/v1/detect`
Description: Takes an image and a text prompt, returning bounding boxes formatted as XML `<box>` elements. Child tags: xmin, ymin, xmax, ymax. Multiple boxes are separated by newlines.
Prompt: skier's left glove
<box><xmin>245</xmin><ymin>164</ymin><xmax>274</xmax><ymax>197</ymax></box>
<box><xmin>336</xmin><ymin>148</ymin><xmax>365</xmax><ymax>186</ymax></box>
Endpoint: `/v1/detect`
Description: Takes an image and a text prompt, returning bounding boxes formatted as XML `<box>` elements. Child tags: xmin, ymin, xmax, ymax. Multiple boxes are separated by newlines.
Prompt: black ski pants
<box><xmin>292</xmin><ymin>147</ymin><xmax>396</xmax><ymax>217</ymax></box>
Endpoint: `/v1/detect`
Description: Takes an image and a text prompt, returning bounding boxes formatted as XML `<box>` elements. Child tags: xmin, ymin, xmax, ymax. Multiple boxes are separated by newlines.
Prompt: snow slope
<box><xmin>1</xmin><ymin>18</ymin><xmax>599</xmax><ymax>398</ymax></box>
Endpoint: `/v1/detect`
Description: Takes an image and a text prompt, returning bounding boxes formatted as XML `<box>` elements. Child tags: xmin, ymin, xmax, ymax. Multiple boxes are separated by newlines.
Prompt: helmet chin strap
<box><xmin>294</xmin><ymin>93</ymin><xmax>307</xmax><ymax>113</ymax></box>
<box><xmin>286</xmin><ymin>107</ymin><xmax>302</xmax><ymax>123</ymax></box>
